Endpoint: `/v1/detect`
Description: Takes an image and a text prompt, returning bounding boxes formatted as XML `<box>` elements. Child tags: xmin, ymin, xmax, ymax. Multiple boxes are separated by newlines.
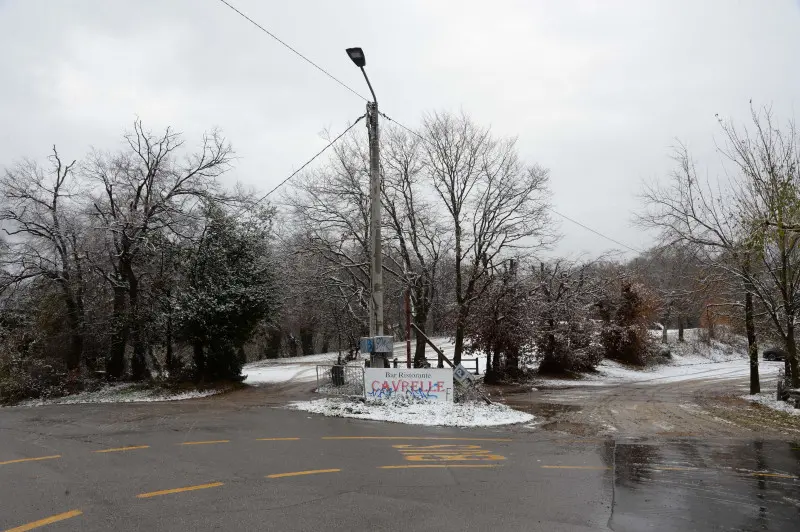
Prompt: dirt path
<box><xmin>498</xmin><ymin>372</ymin><xmax>800</xmax><ymax>439</ymax></box>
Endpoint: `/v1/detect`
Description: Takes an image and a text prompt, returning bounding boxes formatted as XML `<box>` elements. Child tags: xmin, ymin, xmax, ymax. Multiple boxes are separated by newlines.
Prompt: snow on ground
<box><xmin>289</xmin><ymin>397</ymin><xmax>533</xmax><ymax>427</ymax></box>
<box><xmin>741</xmin><ymin>393</ymin><xmax>800</xmax><ymax>416</ymax></box>
<box><xmin>243</xmin><ymin>364</ymin><xmax>320</xmax><ymax>385</ymax></box>
<box><xmin>534</xmin><ymin>335</ymin><xmax>782</xmax><ymax>388</ymax></box>
<box><xmin>241</xmin><ymin>338</ymin><xmax>487</xmax><ymax>386</ymax></box>
<box><xmin>17</xmin><ymin>383</ymin><xmax>221</xmax><ymax>407</ymax></box>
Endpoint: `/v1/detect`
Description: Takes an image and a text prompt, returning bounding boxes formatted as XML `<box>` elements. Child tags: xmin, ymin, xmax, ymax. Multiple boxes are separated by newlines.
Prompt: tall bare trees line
<box><xmin>641</xmin><ymin>105</ymin><xmax>800</xmax><ymax>389</ymax></box>
<box><xmin>287</xmin><ymin>111</ymin><xmax>555</xmax><ymax>365</ymax></box>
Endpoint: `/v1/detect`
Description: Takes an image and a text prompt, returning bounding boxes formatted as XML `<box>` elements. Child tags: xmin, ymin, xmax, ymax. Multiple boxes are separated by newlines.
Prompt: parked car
<box><xmin>763</xmin><ymin>347</ymin><xmax>787</xmax><ymax>361</ymax></box>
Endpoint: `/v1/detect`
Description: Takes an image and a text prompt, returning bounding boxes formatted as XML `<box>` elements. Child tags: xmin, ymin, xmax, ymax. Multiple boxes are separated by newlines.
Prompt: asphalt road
<box><xmin>1</xmin><ymin>390</ymin><xmax>799</xmax><ymax>531</ymax></box>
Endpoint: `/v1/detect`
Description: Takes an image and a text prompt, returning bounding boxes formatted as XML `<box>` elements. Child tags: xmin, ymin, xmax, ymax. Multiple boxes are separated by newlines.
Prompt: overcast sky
<box><xmin>2</xmin><ymin>0</ymin><xmax>799</xmax><ymax>257</ymax></box>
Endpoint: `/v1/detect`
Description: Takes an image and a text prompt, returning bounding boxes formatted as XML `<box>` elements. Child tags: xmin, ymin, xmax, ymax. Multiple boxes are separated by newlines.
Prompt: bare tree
<box><xmin>640</xmin><ymin>141</ymin><xmax>763</xmax><ymax>392</ymax></box>
<box><xmin>381</xmin><ymin>127</ymin><xmax>446</xmax><ymax>366</ymax></box>
<box><xmin>422</xmin><ymin>111</ymin><xmax>555</xmax><ymax>364</ymax></box>
<box><xmin>84</xmin><ymin>119</ymin><xmax>232</xmax><ymax>380</ymax></box>
<box><xmin>719</xmin><ymin>106</ymin><xmax>800</xmax><ymax>387</ymax></box>
<box><xmin>0</xmin><ymin>148</ymin><xmax>86</xmax><ymax>372</ymax></box>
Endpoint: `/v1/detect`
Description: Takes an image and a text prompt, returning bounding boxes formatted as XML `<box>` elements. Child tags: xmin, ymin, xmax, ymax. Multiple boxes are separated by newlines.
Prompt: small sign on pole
<box><xmin>453</xmin><ymin>363</ymin><xmax>473</xmax><ymax>385</ymax></box>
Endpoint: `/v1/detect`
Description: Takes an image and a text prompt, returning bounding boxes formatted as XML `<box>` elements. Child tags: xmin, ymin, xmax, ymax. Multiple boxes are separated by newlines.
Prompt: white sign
<box><xmin>364</xmin><ymin>368</ymin><xmax>454</xmax><ymax>403</ymax></box>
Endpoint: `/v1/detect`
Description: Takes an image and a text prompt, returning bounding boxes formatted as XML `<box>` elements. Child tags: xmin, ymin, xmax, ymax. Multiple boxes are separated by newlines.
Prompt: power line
<box><xmin>215</xmin><ymin>1</ymin><xmax>641</xmax><ymax>255</ymax></box>
<box><xmin>215</xmin><ymin>0</ymin><xmax>368</xmax><ymax>102</ymax></box>
<box><xmin>254</xmin><ymin>114</ymin><xmax>366</xmax><ymax>205</ymax></box>
<box><xmin>546</xmin><ymin>207</ymin><xmax>643</xmax><ymax>254</ymax></box>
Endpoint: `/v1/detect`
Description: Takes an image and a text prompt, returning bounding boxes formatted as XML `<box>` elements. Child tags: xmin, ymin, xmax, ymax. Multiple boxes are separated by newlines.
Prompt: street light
<box><xmin>346</xmin><ymin>47</ymin><xmax>377</xmax><ymax>103</ymax></box>
<box><xmin>346</xmin><ymin>46</ymin><xmax>387</xmax><ymax>367</ymax></box>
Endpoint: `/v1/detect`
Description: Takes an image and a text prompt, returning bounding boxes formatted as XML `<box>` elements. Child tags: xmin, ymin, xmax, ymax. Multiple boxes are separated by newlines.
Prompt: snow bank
<box><xmin>742</xmin><ymin>393</ymin><xmax>800</xmax><ymax>416</ymax></box>
<box><xmin>17</xmin><ymin>383</ymin><xmax>222</xmax><ymax>407</ymax></box>
<box><xmin>535</xmin><ymin>341</ymin><xmax>782</xmax><ymax>389</ymax></box>
<box><xmin>289</xmin><ymin>397</ymin><xmax>534</xmax><ymax>427</ymax></box>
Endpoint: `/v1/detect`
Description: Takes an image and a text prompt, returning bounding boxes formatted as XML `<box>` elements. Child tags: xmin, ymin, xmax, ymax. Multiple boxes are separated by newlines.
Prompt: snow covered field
<box><xmin>17</xmin><ymin>384</ymin><xmax>222</xmax><ymax>407</ymax></box>
<box><xmin>290</xmin><ymin>397</ymin><xmax>534</xmax><ymax>427</ymax></box>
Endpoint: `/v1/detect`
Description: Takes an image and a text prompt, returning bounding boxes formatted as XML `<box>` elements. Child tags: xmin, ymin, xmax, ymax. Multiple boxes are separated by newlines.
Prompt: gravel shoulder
<box><xmin>496</xmin><ymin>367</ymin><xmax>800</xmax><ymax>439</ymax></box>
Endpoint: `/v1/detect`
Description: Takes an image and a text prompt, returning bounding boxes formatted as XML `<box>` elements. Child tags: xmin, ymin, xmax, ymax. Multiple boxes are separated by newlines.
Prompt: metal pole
<box><xmin>405</xmin><ymin>287</ymin><xmax>411</xmax><ymax>368</ymax></box>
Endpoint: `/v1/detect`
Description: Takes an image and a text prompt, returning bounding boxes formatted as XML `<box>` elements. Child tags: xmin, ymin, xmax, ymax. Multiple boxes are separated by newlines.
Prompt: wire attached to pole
<box><xmin>254</xmin><ymin>113</ymin><xmax>366</xmax><ymax>205</ymax></box>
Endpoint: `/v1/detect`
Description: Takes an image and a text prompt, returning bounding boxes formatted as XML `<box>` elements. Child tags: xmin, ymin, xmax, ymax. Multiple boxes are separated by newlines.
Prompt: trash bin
<box><xmin>331</xmin><ymin>365</ymin><xmax>345</xmax><ymax>386</ymax></box>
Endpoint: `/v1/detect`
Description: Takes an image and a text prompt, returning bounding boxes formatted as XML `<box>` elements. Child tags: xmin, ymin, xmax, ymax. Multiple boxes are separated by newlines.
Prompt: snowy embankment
<box><xmin>741</xmin><ymin>393</ymin><xmax>800</xmax><ymax>416</ymax></box>
<box><xmin>534</xmin><ymin>331</ymin><xmax>782</xmax><ymax>389</ymax></box>
<box><xmin>290</xmin><ymin>398</ymin><xmax>533</xmax><ymax>427</ymax></box>
<box><xmin>17</xmin><ymin>383</ymin><xmax>221</xmax><ymax>407</ymax></box>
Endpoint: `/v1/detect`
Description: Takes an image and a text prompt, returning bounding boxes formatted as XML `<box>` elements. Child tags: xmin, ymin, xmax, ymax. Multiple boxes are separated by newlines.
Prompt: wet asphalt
<box><xmin>0</xmin><ymin>394</ymin><xmax>798</xmax><ymax>531</ymax></box>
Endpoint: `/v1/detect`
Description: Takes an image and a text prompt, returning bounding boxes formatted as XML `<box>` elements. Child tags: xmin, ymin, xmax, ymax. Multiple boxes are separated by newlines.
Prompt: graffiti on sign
<box><xmin>363</xmin><ymin>368</ymin><xmax>453</xmax><ymax>402</ymax></box>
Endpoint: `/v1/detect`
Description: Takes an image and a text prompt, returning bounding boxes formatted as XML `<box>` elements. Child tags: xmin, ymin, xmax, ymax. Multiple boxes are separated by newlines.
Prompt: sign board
<box><xmin>360</xmin><ymin>336</ymin><xmax>394</xmax><ymax>354</ymax></box>
<box><xmin>364</xmin><ymin>368</ymin><xmax>453</xmax><ymax>403</ymax></box>
<box><xmin>452</xmin><ymin>363</ymin><xmax>473</xmax><ymax>384</ymax></box>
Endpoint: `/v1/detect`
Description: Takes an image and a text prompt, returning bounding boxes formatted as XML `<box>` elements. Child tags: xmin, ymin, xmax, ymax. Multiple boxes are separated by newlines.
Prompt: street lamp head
<box><xmin>346</xmin><ymin>47</ymin><xmax>366</xmax><ymax>68</ymax></box>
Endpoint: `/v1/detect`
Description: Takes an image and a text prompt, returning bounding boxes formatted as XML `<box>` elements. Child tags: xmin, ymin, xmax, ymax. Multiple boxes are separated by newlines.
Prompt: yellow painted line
<box><xmin>4</xmin><ymin>509</ymin><xmax>82</xmax><ymax>532</ymax></box>
<box><xmin>541</xmin><ymin>465</ymin><xmax>610</xmax><ymax>470</ymax></box>
<box><xmin>93</xmin><ymin>445</ymin><xmax>150</xmax><ymax>454</ymax></box>
<box><xmin>322</xmin><ymin>437</ymin><xmax>512</xmax><ymax>442</ymax></box>
<box><xmin>137</xmin><ymin>482</ymin><xmax>224</xmax><ymax>499</ymax></box>
<box><xmin>0</xmin><ymin>455</ymin><xmax>61</xmax><ymax>467</ymax></box>
<box><xmin>256</xmin><ymin>438</ymin><xmax>300</xmax><ymax>441</ymax></box>
<box><xmin>267</xmin><ymin>469</ymin><xmax>341</xmax><ymax>479</ymax></box>
<box><xmin>379</xmin><ymin>464</ymin><xmax>499</xmax><ymax>469</ymax></box>
<box><xmin>751</xmin><ymin>472</ymin><xmax>796</xmax><ymax>479</ymax></box>
<box><xmin>178</xmin><ymin>440</ymin><xmax>230</xmax><ymax>446</ymax></box>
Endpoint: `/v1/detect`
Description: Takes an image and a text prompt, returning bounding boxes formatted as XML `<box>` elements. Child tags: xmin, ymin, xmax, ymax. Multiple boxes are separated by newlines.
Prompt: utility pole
<box><xmin>367</xmin><ymin>100</ymin><xmax>383</xmax><ymax>338</ymax></box>
<box><xmin>347</xmin><ymin>47</ymin><xmax>390</xmax><ymax>368</ymax></box>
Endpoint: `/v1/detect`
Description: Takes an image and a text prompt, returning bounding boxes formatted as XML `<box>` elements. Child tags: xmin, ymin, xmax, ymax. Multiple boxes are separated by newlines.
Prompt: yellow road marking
<box><xmin>541</xmin><ymin>465</ymin><xmax>610</xmax><ymax>470</ymax></box>
<box><xmin>4</xmin><ymin>509</ymin><xmax>82</xmax><ymax>531</ymax></box>
<box><xmin>94</xmin><ymin>445</ymin><xmax>150</xmax><ymax>453</ymax></box>
<box><xmin>256</xmin><ymin>438</ymin><xmax>300</xmax><ymax>441</ymax></box>
<box><xmin>0</xmin><ymin>455</ymin><xmax>61</xmax><ymax>467</ymax></box>
<box><xmin>379</xmin><ymin>464</ymin><xmax>499</xmax><ymax>469</ymax></box>
<box><xmin>267</xmin><ymin>469</ymin><xmax>341</xmax><ymax>478</ymax></box>
<box><xmin>137</xmin><ymin>482</ymin><xmax>224</xmax><ymax>499</ymax></box>
<box><xmin>751</xmin><ymin>472</ymin><xmax>796</xmax><ymax>479</ymax></box>
<box><xmin>322</xmin><ymin>437</ymin><xmax>512</xmax><ymax>442</ymax></box>
<box><xmin>179</xmin><ymin>440</ymin><xmax>229</xmax><ymax>446</ymax></box>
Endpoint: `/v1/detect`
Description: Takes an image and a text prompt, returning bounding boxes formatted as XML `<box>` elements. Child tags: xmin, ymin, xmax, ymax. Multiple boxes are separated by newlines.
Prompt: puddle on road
<box><xmin>608</xmin><ymin>439</ymin><xmax>800</xmax><ymax>531</ymax></box>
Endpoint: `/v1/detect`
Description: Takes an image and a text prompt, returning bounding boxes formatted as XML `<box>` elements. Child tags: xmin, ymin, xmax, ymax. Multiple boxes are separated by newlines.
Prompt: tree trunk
<box><xmin>453</xmin><ymin>319</ymin><xmax>465</xmax><ymax>366</ymax></box>
<box><xmin>745</xmin><ymin>290</ymin><xmax>760</xmax><ymax>394</ymax></box>
<box><xmin>61</xmin><ymin>293</ymin><xmax>83</xmax><ymax>372</ymax></box>
<box><xmin>786</xmin><ymin>318</ymin><xmax>799</xmax><ymax>388</ymax></box>
<box><xmin>165</xmin><ymin>311</ymin><xmax>175</xmax><ymax>375</ymax></box>
<box><xmin>453</xmin><ymin>223</ymin><xmax>464</xmax><ymax>364</ymax></box>
<box><xmin>412</xmin><ymin>293</ymin><xmax>431</xmax><ymax>368</ymax></box>
<box><xmin>128</xmin><ymin>274</ymin><xmax>148</xmax><ymax>381</ymax></box>
<box><xmin>193</xmin><ymin>341</ymin><xmax>205</xmax><ymax>380</ymax></box>
<box><xmin>299</xmin><ymin>328</ymin><xmax>314</xmax><ymax>356</ymax></box>
<box><xmin>106</xmin><ymin>284</ymin><xmax>128</xmax><ymax>380</ymax></box>
<box><xmin>678</xmin><ymin>319</ymin><xmax>685</xmax><ymax>342</ymax></box>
